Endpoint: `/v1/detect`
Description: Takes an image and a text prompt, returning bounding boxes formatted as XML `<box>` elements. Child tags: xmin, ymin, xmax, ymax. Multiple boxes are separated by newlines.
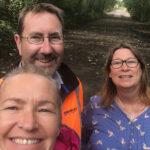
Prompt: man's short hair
<box><xmin>17</xmin><ymin>3</ymin><xmax>64</xmax><ymax>35</ymax></box>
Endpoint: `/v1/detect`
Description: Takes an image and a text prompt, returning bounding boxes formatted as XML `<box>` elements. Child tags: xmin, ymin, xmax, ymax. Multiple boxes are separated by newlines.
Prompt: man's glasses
<box><xmin>20</xmin><ymin>32</ymin><xmax>63</xmax><ymax>45</ymax></box>
<box><xmin>111</xmin><ymin>58</ymin><xmax>139</xmax><ymax>69</ymax></box>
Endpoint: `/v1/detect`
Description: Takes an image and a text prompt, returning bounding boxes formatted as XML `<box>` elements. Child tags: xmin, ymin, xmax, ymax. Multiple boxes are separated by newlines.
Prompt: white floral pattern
<box><xmin>82</xmin><ymin>96</ymin><xmax>150</xmax><ymax>150</ymax></box>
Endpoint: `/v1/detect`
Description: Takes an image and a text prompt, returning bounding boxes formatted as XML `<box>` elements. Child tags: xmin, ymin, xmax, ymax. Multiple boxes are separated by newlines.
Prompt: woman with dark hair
<box><xmin>82</xmin><ymin>42</ymin><xmax>150</xmax><ymax>150</ymax></box>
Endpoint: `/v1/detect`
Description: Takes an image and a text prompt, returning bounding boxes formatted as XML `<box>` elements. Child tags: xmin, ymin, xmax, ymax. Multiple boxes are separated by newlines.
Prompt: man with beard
<box><xmin>0</xmin><ymin>3</ymin><xmax>83</xmax><ymax>149</ymax></box>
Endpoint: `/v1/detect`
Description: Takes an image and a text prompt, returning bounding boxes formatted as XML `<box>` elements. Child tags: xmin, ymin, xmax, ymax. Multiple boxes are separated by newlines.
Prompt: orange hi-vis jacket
<box><xmin>61</xmin><ymin>79</ymin><xmax>83</xmax><ymax>137</ymax></box>
<box><xmin>58</xmin><ymin>63</ymin><xmax>83</xmax><ymax>140</ymax></box>
<box><xmin>0</xmin><ymin>78</ymin><xmax>3</xmax><ymax>85</ymax></box>
<box><xmin>0</xmin><ymin>63</ymin><xmax>83</xmax><ymax>149</ymax></box>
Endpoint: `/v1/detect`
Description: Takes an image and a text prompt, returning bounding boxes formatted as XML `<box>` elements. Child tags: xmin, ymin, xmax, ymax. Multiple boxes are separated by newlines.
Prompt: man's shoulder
<box><xmin>58</xmin><ymin>63</ymin><xmax>80</xmax><ymax>92</ymax></box>
<box><xmin>58</xmin><ymin>63</ymin><xmax>77</xmax><ymax>80</ymax></box>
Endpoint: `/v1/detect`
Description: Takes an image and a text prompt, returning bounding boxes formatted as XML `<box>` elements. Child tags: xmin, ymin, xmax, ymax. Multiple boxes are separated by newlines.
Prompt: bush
<box><xmin>0</xmin><ymin>21</ymin><xmax>16</xmax><ymax>55</ymax></box>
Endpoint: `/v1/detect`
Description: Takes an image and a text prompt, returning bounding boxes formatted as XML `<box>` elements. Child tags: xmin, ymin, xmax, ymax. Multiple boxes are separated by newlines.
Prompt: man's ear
<box><xmin>14</xmin><ymin>34</ymin><xmax>22</xmax><ymax>56</ymax></box>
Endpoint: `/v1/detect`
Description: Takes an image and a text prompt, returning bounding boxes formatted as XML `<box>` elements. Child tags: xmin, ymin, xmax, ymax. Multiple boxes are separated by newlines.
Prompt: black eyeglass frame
<box><xmin>111</xmin><ymin>58</ymin><xmax>139</xmax><ymax>69</ymax></box>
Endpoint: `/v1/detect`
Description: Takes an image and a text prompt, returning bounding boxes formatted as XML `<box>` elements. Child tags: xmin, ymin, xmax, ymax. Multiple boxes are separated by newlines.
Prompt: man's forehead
<box><xmin>24</xmin><ymin>11</ymin><xmax>57</xmax><ymax>23</ymax></box>
<box><xmin>23</xmin><ymin>11</ymin><xmax>62</xmax><ymax>33</ymax></box>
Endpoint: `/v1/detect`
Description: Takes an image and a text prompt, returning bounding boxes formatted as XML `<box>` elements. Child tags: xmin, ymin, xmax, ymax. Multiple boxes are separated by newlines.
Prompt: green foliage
<box><xmin>124</xmin><ymin>0</ymin><xmax>150</xmax><ymax>22</ymax></box>
<box><xmin>0</xmin><ymin>0</ymin><xmax>150</xmax><ymax>54</ymax></box>
<box><xmin>0</xmin><ymin>0</ymin><xmax>124</xmax><ymax>54</ymax></box>
<box><xmin>116</xmin><ymin>0</ymin><xmax>124</xmax><ymax>8</ymax></box>
<box><xmin>0</xmin><ymin>0</ymin><xmax>118</xmax><ymax>29</ymax></box>
<box><xmin>0</xmin><ymin>21</ymin><xmax>15</xmax><ymax>53</ymax></box>
<box><xmin>63</xmin><ymin>0</ymin><xmax>117</xmax><ymax>26</ymax></box>
<box><xmin>104</xmin><ymin>0</ymin><xmax>117</xmax><ymax>12</ymax></box>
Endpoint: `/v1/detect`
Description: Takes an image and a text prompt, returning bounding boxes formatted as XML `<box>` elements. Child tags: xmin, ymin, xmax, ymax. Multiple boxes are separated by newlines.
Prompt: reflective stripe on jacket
<box><xmin>0</xmin><ymin>78</ymin><xmax>3</xmax><ymax>85</ymax></box>
<box><xmin>62</xmin><ymin>78</ymin><xmax>83</xmax><ymax>139</ymax></box>
<box><xmin>58</xmin><ymin>63</ymin><xmax>83</xmax><ymax>141</ymax></box>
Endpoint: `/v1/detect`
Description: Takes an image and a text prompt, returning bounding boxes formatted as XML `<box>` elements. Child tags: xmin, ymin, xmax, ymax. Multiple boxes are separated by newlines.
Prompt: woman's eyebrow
<box><xmin>0</xmin><ymin>98</ymin><xmax>26</xmax><ymax>104</ymax></box>
<box><xmin>37</xmin><ymin>100</ymin><xmax>56</xmax><ymax>107</ymax></box>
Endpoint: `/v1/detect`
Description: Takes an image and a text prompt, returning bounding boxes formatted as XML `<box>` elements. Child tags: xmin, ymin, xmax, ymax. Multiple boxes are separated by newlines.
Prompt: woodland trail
<box><xmin>63</xmin><ymin>10</ymin><xmax>150</xmax><ymax>104</ymax></box>
<box><xmin>0</xmin><ymin>9</ymin><xmax>150</xmax><ymax>104</ymax></box>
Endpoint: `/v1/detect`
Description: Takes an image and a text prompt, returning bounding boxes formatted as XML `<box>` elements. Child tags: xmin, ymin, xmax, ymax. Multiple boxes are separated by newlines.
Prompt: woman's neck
<box><xmin>116</xmin><ymin>87</ymin><xmax>147</xmax><ymax>121</ymax></box>
<box><xmin>116</xmin><ymin>86</ymin><xmax>140</xmax><ymax>104</ymax></box>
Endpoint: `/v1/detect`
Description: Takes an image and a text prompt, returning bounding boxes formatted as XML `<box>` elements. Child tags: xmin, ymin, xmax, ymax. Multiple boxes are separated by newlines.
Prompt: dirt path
<box><xmin>63</xmin><ymin>11</ymin><xmax>150</xmax><ymax>104</ymax></box>
<box><xmin>0</xmin><ymin>10</ymin><xmax>150</xmax><ymax>105</ymax></box>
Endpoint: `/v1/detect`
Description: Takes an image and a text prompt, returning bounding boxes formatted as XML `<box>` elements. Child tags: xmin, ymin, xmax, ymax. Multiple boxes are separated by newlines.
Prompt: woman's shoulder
<box><xmin>85</xmin><ymin>95</ymin><xmax>102</xmax><ymax>110</ymax></box>
<box><xmin>89</xmin><ymin>95</ymin><xmax>101</xmax><ymax>104</ymax></box>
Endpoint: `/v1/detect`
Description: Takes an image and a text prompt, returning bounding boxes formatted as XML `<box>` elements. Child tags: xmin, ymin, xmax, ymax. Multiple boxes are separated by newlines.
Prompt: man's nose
<box><xmin>40</xmin><ymin>37</ymin><xmax>53</xmax><ymax>54</ymax></box>
<box><xmin>18</xmin><ymin>110</ymin><xmax>38</xmax><ymax>131</ymax></box>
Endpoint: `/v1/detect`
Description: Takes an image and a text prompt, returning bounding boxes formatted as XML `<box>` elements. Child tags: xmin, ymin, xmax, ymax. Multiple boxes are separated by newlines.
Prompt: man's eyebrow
<box><xmin>50</xmin><ymin>32</ymin><xmax>59</xmax><ymax>34</ymax></box>
<box><xmin>29</xmin><ymin>32</ymin><xmax>43</xmax><ymax>36</ymax></box>
<box><xmin>49</xmin><ymin>31</ymin><xmax>62</xmax><ymax>35</ymax></box>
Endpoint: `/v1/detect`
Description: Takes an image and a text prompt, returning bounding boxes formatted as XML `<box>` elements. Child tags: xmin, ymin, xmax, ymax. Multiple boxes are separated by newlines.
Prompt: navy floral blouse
<box><xmin>82</xmin><ymin>95</ymin><xmax>150</xmax><ymax>150</ymax></box>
